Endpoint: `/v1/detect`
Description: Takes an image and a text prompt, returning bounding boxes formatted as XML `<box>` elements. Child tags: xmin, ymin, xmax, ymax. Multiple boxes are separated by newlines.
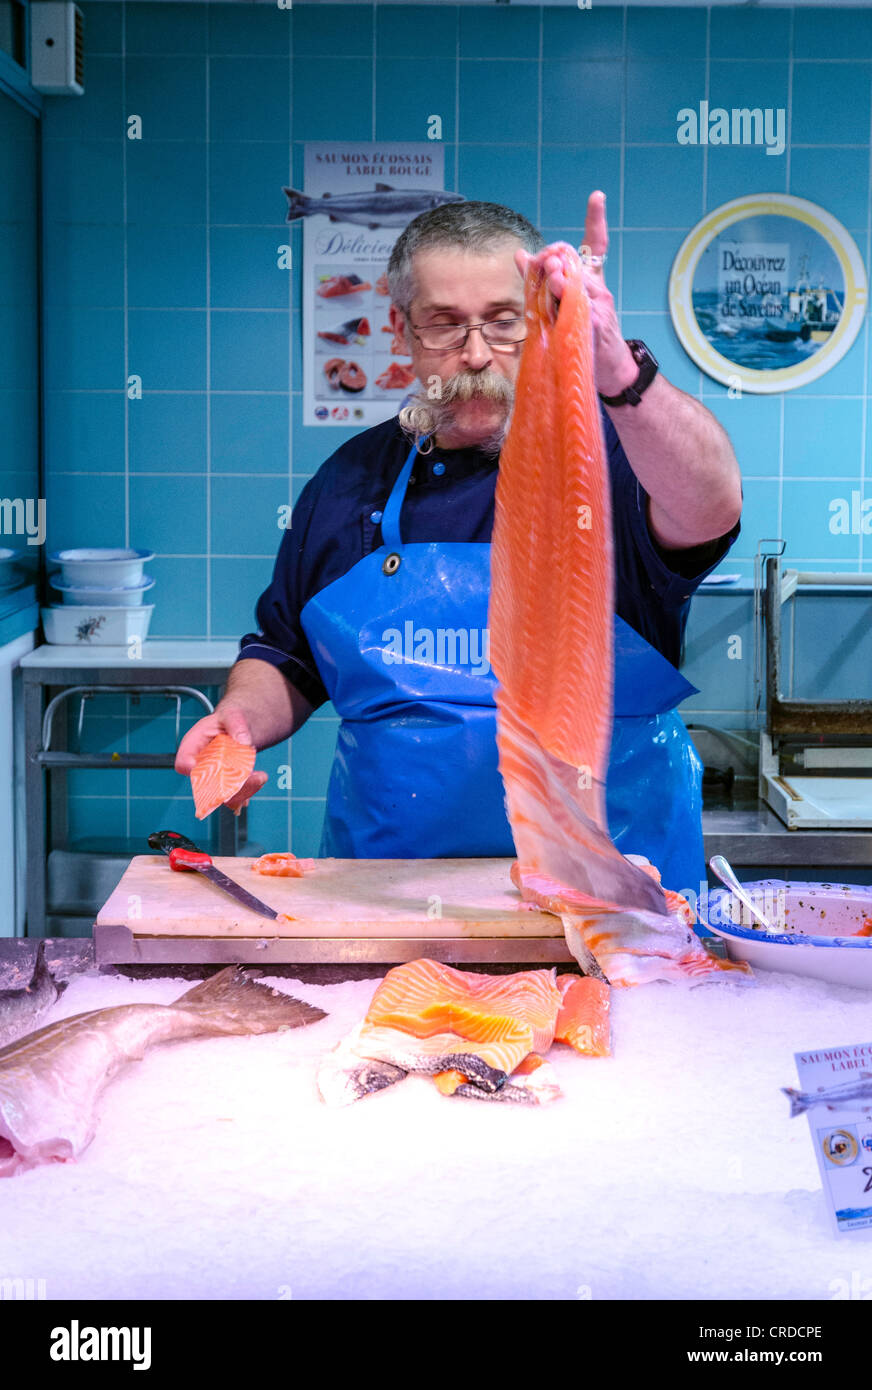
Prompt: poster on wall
<box><xmin>287</xmin><ymin>142</ymin><xmax>462</xmax><ymax>427</ymax></box>
<box><xmin>668</xmin><ymin>194</ymin><xmax>867</xmax><ymax>393</ymax></box>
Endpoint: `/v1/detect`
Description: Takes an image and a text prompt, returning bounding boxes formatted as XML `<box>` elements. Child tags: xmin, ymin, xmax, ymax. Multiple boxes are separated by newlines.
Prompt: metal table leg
<box><xmin>22</xmin><ymin>672</ymin><xmax>46</xmax><ymax>938</ymax></box>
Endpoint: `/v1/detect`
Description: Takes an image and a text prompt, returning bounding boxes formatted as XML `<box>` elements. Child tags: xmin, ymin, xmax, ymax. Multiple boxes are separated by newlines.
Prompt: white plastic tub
<box><xmin>52</xmin><ymin>576</ymin><xmax>155</xmax><ymax>607</ymax></box>
<box><xmin>41</xmin><ymin>605</ymin><xmax>154</xmax><ymax>645</ymax></box>
<box><xmin>702</xmin><ymin>879</ymin><xmax>872</xmax><ymax>988</ymax></box>
<box><xmin>48</xmin><ymin>548</ymin><xmax>155</xmax><ymax>588</ymax></box>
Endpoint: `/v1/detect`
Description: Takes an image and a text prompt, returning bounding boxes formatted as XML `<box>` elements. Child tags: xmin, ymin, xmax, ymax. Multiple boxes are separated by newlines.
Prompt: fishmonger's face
<box><xmin>390</xmin><ymin>244</ymin><xmax>526</xmax><ymax>444</ymax></box>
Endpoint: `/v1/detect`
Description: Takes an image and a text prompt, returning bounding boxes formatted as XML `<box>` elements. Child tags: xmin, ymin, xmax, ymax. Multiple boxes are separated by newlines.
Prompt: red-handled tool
<box><xmin>147</xmin><ymin>830</ymin><xmax>281</xmax><ymax>920</ymax></box>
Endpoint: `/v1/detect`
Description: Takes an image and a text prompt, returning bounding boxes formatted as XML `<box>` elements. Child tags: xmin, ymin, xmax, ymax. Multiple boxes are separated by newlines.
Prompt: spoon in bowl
<box><xmin>709</xmin><ymin>855</ymin><xmax>775</xmax><ymax>932</ymax></box>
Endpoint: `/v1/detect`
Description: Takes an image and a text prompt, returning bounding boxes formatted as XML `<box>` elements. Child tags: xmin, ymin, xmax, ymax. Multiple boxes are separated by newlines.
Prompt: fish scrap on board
<box><xmin>318</xmin><ymin>958</ymin><xmax>610</xmax><ymax>1107</ymax></box>
<box><xmin>0</xmin><ymin>942</ymin><xmax>66</xmax><ymax>1050</ymax></box>
<box><xmin>0</xmin><ymin>968</ymin><xmax>326</xmax><ymax>1177</ymax></box>
<box><xmin>489</xmin><ymin>244</ymin><xmax>751</xmax><ymax>988</ymax></box>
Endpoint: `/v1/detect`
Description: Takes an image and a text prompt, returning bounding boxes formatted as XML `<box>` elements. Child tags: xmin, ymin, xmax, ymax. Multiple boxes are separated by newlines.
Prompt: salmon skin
<box><xmin>190</xmin><ymin>734</ymin><xmax>256</xmax><ymax>820</ymax></box>
<box><xmin>0</xmin><ymin>968</ymin><xmax>326</xmax><ymax>1177</ymax></box>
<box><xmin>490</xmin><ymin>245</ymin><xmax>751</xmax><ymax>988</ymax></box>
<box><xmin>317</xmin><ymin>958</ymin><xmax>611</xmax><ymax>1107</ymax></box>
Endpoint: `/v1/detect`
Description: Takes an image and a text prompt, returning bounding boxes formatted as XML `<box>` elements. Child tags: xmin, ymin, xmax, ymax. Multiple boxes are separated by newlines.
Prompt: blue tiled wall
<box><xmin>39</xmin><ymin>3</ymin><xmax>872</xmax><ymax>853</ymax></box>
<box><xmin>0</xmin><ymin>87</ymin><xmax>39</xmax><ymax>593</ymax></box>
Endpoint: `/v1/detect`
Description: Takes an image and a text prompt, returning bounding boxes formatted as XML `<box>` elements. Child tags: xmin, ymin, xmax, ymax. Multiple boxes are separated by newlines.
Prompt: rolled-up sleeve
<box><xmin>237</xmin><ymin>475</ymin><xmax>329</xmax><ymax>709</ymax></box>
<box><xmin>605</xmin><ymin>412</ymin><xmax>741</xmax><ymax>609</ymax></box>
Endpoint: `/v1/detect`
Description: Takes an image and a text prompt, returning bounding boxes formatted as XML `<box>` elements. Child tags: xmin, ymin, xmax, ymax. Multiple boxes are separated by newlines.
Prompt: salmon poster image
<box><xmin>669</xmin><ymin>194</ymin><xmax>867</xmax><ymax>394</ymax></box>
<box><xmin>290</xmin><ymin>143</ymin><xmax>461</xmax><ymax>425</ymax></box>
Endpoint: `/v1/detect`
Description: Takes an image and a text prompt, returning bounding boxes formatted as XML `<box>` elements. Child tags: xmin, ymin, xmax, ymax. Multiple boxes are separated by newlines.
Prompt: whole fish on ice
<box><xmin>283</xmin><ymin>184</ymin><xmax>464</xmax><ymax>229</ymax></box>
<box><xmin>783</xmin><ymin>1072</ymin><xmax>872</xmax><ymax>1118</ymax></box>
<box><xmin>0</xmin><ymin>942</ymin><xmax>66</xmax><ymax>1049</ymax></box>
<box><xmin>0</xmin><ymin>967</ymin><xmax>325</xmax><ymax>1177</ymax></box>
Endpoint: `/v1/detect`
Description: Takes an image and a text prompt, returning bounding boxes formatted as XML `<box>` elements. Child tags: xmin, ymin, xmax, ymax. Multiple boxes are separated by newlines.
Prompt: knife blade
<box><xmin>147</xmin><ymin>829</ymin><xmax>281</xmax><ymax>921</ymax></box>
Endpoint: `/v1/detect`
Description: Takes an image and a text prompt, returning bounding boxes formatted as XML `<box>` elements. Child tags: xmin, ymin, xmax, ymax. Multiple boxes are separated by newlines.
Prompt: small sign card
<box><xmin>788</xmin><ymin>1042</ymin><xmax>872</xmax><ymax>1234</ymax></box>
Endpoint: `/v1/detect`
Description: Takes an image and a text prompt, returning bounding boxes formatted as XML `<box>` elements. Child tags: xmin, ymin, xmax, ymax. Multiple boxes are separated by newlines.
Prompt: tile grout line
<box><xmin>121</xmin><ymin>0</ymin><xmax>131</xmax><ymax>836</ymax></box>
<box><xmin>861</xmin><ymin>59</ymin><xmax>872</xmax><ymax>572</ymax></box>
<box><xmin>535</xmin><ymin>4</ymin><xmax>542</xmax><ymax>231</ymax></box>
<box><xmin>205</xmin><ymin>33</ymin><xmax>212</xmax><ymax>641</ymax></box>
<box><xmin>779</xmin><ymin>5</ymin><xmax>795</xmax><ymax>562</ymax></box>
<box><xmin>699</xmin><ymin>3</ymin><xmax>710</xmax><ymax>403</ymax></box>
<box><xmin>617</xmin><ymin>2</ymin><xmax>627</xmax><ymax>318</ymax></box>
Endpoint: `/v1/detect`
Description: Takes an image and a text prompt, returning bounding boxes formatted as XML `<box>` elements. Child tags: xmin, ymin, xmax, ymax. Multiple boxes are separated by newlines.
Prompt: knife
<box><xmin>147</xmin><ymin>830</ymin><xmax>281</xmax><ymax>921</ymax></box>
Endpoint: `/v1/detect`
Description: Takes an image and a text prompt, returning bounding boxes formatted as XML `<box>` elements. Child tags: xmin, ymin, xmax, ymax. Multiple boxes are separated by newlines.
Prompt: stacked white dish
<box><xmin>42</xmin><ymin>548</ymin><xmax>156</xmax><ymax>645</ymax></box>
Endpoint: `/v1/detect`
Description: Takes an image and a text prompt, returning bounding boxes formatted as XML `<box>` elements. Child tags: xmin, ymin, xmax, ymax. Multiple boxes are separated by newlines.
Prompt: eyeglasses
<box><xmin>408</xmin><ymin>317</ymin><xmax>527</xmax><ymax>351</ymax></box>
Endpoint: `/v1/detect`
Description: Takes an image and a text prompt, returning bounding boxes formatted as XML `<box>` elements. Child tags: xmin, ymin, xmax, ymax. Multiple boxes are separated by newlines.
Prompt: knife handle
<box><xmin>148</xmin><ymin>830</ymin><xmax>198</xmax><ymax>855</ymax></box>
<box><xmin>168</xmin><ymin>847</ymin><xmax>213</xmax><ymax>872</ymax></box>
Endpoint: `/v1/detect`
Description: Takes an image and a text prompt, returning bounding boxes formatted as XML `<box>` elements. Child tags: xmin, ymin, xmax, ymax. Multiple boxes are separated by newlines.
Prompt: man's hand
<box><xmin>175</xmin><ymin>705</ymin><xmax>269</xmax><ymax>813</ymax></box>
<box><xmin>513</xmin><ymin>190</ymin><xmax>638</xmax><ymax>399</ymax></box>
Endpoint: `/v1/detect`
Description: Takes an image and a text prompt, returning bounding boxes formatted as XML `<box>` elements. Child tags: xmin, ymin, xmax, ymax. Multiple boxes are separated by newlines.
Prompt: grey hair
<box><xmin>386</xmin><ymin>200</ymin><xmax>545</xmax><ymax>317</ymax></box>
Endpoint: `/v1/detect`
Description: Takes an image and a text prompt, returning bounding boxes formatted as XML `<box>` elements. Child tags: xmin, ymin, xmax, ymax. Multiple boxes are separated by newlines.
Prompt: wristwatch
<box><xmin>598</xmin><ymin>340</ymin><xmax>658</xmax><ymax>407</ymax></box>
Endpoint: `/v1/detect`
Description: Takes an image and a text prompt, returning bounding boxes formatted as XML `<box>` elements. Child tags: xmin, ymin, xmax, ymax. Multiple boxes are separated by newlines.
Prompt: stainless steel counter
<box><xmin>703</xmin><ymin>797</ymin><xmax>872</xmax><ymax>867</ymax></box>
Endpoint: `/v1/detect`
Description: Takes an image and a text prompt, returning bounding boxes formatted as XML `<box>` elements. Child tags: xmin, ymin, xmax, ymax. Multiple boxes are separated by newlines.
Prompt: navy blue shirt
<box><xmin>239</xmin><ymin>412</ymin><xmax>740</xmax><ymax>708</ymax></box>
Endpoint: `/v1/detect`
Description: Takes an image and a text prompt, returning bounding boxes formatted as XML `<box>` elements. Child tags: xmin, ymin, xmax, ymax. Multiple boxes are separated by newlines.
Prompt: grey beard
<box><xmin>398</xmin><ymin>372</ymin><xmax>514</xmax><ymax>458</ymax></box>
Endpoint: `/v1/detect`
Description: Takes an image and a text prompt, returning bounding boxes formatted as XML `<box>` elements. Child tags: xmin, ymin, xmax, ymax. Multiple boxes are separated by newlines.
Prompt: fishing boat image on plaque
<box><xmin>669</xmin><ymin>194</ymin><xmax>867</xmax><ymax>393</ymax></box>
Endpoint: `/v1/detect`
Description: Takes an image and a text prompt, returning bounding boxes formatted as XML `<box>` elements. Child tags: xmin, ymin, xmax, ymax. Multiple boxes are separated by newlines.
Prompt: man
<box><xmin>177</xmin><ymin>193</ymin><xmax>742</xmax><ymax>892</ymax></box>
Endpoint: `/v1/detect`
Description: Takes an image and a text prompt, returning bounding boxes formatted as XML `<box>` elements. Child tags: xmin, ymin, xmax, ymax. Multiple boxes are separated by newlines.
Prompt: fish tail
<box><xmin>782</xmin><ymin>1087</ymin><xmax>808</xmax><ymax>1118</ymax></box>
<box><xmin>171</xmin><ymin>966</ymin><xmax>326</xmax><ymax>1035</ymax></box>
<box><xmin>29</xmin><ymin>940</ymin><xmax>48</xmax><ymax>988</ymax></box>
<box><xmin>30</xmin><ymin>940</ymin><xmax>65</xmax><ymax>997</ymax></box>
<box><xmin>282</xmin><ymin>186</ymin><xmax>309</xmax><ymax>221</ymax></box>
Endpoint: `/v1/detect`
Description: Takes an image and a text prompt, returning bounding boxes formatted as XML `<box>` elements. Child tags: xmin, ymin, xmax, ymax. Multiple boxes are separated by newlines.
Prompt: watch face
<box><xmin>629</xmin><ymin>340</ymin><xmax>658</xmax><ymax>370</ymax></box>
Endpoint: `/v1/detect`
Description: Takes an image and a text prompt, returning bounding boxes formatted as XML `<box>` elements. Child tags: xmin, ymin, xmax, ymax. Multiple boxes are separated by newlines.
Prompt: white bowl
<box><xmin>702</xmin><ymin>879</ymin><xmax>872</xmax><ymax>988</ymax></box>
<box><xmin>48</xmin><ymin>548</ymin><xmax>155</xmax><ymax>588</ymax></box>
<box><xmin>52</xmin><ymin>576</ymin><xmax>155</xmax><ymax>607</ymax></box>
<box><xmin>41</xmin><ymin>605</ymin><xmax>154</xmax><ymax>645</ymax></box>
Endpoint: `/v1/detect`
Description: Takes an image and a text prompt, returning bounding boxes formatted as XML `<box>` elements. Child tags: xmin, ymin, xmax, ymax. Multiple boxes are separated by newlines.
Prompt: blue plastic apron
<box><xmin>300</xmin><ymin>440</ymin><xmax>706</xmax><ymax>895</ymax></box>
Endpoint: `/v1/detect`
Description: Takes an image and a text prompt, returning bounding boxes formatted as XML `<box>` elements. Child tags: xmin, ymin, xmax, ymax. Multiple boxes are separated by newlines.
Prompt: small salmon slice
<box><xmin>554</xmin><ymin>975</ymin><xmax>611</xmax><ymax>1057</ymax></box>
<box><xmin>190</xmin><ymin>734</ymin><xmax>256</xmax><ymax>821</ymax></box>
<box><xmin>250</xmin><ymin>852</ymin><xmax>315</xmax><ymax>877</ymax></box>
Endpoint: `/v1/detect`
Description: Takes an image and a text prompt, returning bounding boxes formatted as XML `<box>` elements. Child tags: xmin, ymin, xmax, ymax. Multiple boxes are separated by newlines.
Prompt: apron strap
<box><xmin>381</xmin><ymin>439</ymin><xmax>424</xmax><ymax>552</ymax></box>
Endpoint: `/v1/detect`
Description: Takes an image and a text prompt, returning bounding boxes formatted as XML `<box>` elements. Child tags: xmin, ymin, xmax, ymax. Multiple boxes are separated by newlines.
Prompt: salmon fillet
<box><xmin>190</xmin><ymin>734</ymin><xmax>256</xmax><ymax>820</ymax></box>
<box><xmin>490</xmin><ymin>246</ymin><xmax>751</xmax><ymax>987</ymax></box>
<box><xmin>317</xmin><ymin>958</ymin><xmax>610</xmax><ymax>1106</ymax></box>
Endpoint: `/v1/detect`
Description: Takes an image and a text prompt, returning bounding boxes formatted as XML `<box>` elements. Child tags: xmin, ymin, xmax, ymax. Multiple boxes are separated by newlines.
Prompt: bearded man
<box><xmin>177</xmin><ymin>195</ymin><xmax>741</xmax><ymax>892</ymax></box>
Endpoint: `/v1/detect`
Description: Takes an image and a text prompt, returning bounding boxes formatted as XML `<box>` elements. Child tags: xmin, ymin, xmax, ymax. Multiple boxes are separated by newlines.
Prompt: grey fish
<box><xmin>0</xmin><ymin>942</ymin><xmax>66</xmax><ymax>1048</ymax></box>
<box><xmin>283</xmin><ymin>183</ymin><xmax>465</xmax><ymax>229</ymax></box>
<box><xmin>783</xmin><ymin>1072</ymin><xmax>872</xmax><ymax>1118</ymax></box>
<box><xmin>0</xmin><ymin>967</ymin><xmax>326</xmax><ymax>1177</ymax></box>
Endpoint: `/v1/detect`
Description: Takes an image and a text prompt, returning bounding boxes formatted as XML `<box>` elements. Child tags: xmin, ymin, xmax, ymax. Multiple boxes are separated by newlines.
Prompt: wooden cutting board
<box><xmin>97</xmin><ymin>856</ymin><xmax>562</xmax><ymax>940</ymax></box>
